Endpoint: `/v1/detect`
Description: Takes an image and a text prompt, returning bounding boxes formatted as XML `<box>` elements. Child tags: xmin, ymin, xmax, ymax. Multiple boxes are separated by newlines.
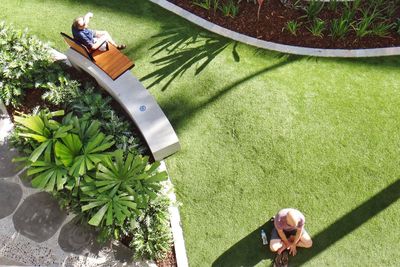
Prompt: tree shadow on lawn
<box><xmin>159</xmin><ymin>54</ymin><xmax>301</xmax><ymax>132</ymax></box>
<box><xmin>140</xmin><ymin>26</ymin><xmax>240</xmax><ymax>91</ymax></box>
<box><xmin>212</xmin><ymin>179</ymin><xmax>400</xmax><ymax>267</ymax></box>
<box><xmin>331</xmin><ymin>55</ymin><xmax>400</xmax><ymax>69</ymax></box>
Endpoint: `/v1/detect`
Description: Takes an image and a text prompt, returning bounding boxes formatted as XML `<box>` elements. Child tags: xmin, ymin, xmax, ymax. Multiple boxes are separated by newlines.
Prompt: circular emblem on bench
<box><xmin>139</xmin><ymin>105</ymin><xmax>146</xmax><ymax>112</ymax></box>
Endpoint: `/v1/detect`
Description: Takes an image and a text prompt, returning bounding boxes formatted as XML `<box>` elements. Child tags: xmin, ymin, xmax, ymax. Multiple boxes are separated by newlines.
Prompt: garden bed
<box><xmin>0</xmin><ymin>22</ymin><xmax>177</xmax><ymax>267</ymax></box>
<box><xmin>169</xmin><ymin>0</ymin><xmax>400</xmax><ymax>49</ymax></box>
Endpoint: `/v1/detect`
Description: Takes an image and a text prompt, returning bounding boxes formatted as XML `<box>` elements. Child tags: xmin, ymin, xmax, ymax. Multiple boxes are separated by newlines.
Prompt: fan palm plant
<box><xmin>80</xmin><ymin>149</ymin><xmax>168</xmax><ymax>227</ymax></box>
<box><xmin>14</xmin><ymin>109</ymin><xmax>72</xmax><ymax>162</ymax></box>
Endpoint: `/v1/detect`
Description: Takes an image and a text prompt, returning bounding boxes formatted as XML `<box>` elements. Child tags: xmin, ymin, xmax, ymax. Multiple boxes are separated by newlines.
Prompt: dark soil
<box><xmin>5</xmin><ymin>89</ymin><xmax>61</xmax><ymax>122</ymax></box>
<box><xmin>156</xmin><ymin>246</ymin><xmax>178</xmax><ymax>267</ymax></box>
<box><xmin>169</xmin><ymin>0</ymin><xmax>400</xmax><ymax>49</ymax></box>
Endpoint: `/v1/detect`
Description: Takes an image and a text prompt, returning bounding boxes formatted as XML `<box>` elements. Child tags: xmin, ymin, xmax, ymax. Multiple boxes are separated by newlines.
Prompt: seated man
<box><xmin>72</xmin><ymin>12</ymin><xmax>126</xmax><ymax>51</ymax></box>
<box><xmin>270</xmin><ymin>208</ymin><xmax>312</xmax><ymax>257</ymax></box>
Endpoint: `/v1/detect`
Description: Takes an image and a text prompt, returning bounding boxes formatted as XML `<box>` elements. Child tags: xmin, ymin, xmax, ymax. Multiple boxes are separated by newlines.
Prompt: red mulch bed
<box><xmin>168</xmin><ymin>0</ymin><xmax>400</xmax><ymax>49</ymax></box>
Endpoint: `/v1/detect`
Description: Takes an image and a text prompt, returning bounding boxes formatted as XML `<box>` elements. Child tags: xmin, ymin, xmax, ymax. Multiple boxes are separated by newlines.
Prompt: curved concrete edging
<box><xmin>149</xmin><ymin>0</ymin><xmax>400</xmax><ymax>58</ymax></box>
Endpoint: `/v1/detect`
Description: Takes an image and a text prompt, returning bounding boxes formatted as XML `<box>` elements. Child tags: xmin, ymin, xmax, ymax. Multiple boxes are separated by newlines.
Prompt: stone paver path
<box><xmin>0</xmin><ymin>101</ymin><xmax>154</xmax><ymax>266</ymax></box>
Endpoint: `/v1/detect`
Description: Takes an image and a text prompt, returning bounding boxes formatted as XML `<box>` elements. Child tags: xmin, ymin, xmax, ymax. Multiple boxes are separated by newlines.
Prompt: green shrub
<box><xmin>307</xmin><ymin>18</ymin><xmax>325</xmax><ymax>37</ymax></box>
<box><xmin>69</xmin><ymin>87</ymin><xmax>146</xmax><ymax>156</ymax></box>
<box><xmin>301</xmin><ymin>0</ymin><xmax>324</xmax><ymax>21</ymax></box>
<box><xmin>396</xmin><ymin>19</ymin><xmax>400</xmax><ymax>35</ymax></box>
<box><xmin>0</xmin><ymin>21</ymin><xmax>53</xmax><ymax>106</ymax></box>
<box><xmin>219</xmin><ymin>0</ymin><xmax>240</xmax><ymax>18</ymax></box>
<box><xmin>284</xmin><ymin>20</ymin><xmax>301</xmax><ymax>36</ymax></box>
<box><xmin>41</xmin><ymin>76</ymin><xmax>81</xmax><ymax>106</ymax></box>
<box><xmin>129</xmin><ymin>196</ymin><xmax>173</xmax><ymax>260</ymax></box>
<box><xmin>371</xmin><ymin>21</ymin><xmax>394</xmax><ymax>37</ymax></box>
<box><xmin>81</xmin><ymin>149</ymin><xmax>168</xmax><ymax>227</ymax></box>
<box><xmin>353</xmin><ymin>8</ymin><xmax>379</xmax><ymax>37</ymax></box>
<box><xmin>13</xmin><ymin>109</ymin><xmax>72</xmax><ymax>162</ymax></box>
<box><xmin>0</xmin><ymin>21</ymin><xmax>81</xmax><ymax>107</ymax></box>
<box><xmin>330</xmin><ymin>17</ymin><xmax>351</xmax><ymax>39</ymax></box>
<box><xmin>13</xmin><ymin>110</ymin><xmax>168</xmax><ymax>246</ymax></box>
<box><xmin>55</xmin><ymin>114</ymin><xmax>115</xmax><ymax>177</ymax></box>
<box><xmin>193</xmin><ymin>0</ymin><xmax>212</xmax><ymax>10</ymax></box>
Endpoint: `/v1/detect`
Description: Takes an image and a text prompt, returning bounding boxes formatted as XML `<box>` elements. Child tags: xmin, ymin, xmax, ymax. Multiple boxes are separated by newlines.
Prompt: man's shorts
<box><xmin>93</xmin><ymin>37</ymin><xmax>108</xmax><ymax>51</ymax></box>
<box><xmin>271</xmin><ymin>227</ymin><xmax>309</xmax><ymax>241</ymax></box>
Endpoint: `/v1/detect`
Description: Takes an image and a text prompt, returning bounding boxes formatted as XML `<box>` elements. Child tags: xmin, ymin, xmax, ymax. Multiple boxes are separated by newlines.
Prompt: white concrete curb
<box><xmin>148</xmin><ymin>0</ymin><xmax>400</xmax><ymax>58</ymax></box>
<box><xmin>0</xmin><ymin>102</ymin><xmax>13</xmax><ymax>143</ymax></box>
<box><xmin>160</xmin><ymin>161</ymin><xmax>189</xmax><ymax>267</ymax></box>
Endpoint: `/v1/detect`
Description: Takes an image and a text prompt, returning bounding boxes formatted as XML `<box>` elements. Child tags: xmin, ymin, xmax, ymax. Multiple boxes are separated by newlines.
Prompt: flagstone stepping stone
<box><xmin>12</xmin><ymin>192</ymin><xmax>67</xmax><ymax>243</ymax></box>
<box><xmin>0</xmin><ymin>181</ymin><xmax>22</xmax><ymax>219</ymax></box>
<box><xmin>58</xmin><ymin>216</ymin><xmax>102</xmax><ymax>254</ymax></box>
<box><xmin>0</xmin><ymin>142</ymin><xmax>23</xmax><ymax>178</ymax></box>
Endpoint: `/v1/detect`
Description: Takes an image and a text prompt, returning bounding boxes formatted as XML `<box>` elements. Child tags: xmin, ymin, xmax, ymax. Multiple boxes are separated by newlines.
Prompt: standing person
<box><xmin>270</xmin><ymin>208</ymin><xmax>312</xmax><ymax>257</ymax></box>
<box><xmin>72</xmin><ymin>12</ymin><xmax>126</xmax><ymax>51</ymax></box>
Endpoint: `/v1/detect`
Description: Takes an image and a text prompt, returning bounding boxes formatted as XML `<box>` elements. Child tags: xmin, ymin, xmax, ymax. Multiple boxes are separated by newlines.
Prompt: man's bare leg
<box><xmin>95</xmin><ymin>30</ymin><xmax>117</xmax><ymax>46</ymax></box>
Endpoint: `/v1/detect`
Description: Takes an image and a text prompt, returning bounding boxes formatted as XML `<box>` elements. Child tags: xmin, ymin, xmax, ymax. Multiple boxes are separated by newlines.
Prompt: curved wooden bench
<box><xmin>61</xmin><ymin>35</ymin><xmax>180</xmax><ymax>161</ymax></box>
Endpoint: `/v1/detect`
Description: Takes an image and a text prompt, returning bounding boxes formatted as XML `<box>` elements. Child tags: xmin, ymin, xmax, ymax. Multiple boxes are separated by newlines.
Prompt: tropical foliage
<box><xmin>7</xmin><ymin>21</ymin><xmax>173</xmax><ymax>262</ymax></box>
<box><xmin>80</xmin><ymin>149</ymin><xmax>167</xmax><ymax>227</ymax></box>
<box><xmin>13</xmin><ymin>110</ymin><xmax>170</xmax><ymax>260</ymax></box>
<box><xmin>0</xmin><ymin>21</ymin><xmax>80</xmax><ymax>107</ymax></box>
<box><xmin>129</xmin><ymin>196</ymin><xmax>173</xmax><ymax>260</ymax></box>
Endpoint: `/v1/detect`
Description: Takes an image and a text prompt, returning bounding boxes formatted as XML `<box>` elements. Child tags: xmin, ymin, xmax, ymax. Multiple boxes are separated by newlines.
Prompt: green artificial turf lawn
<box><xmin>2</xmin><ymin>1</ymin><xmax>400</xmax><ymax>266</ymax></box>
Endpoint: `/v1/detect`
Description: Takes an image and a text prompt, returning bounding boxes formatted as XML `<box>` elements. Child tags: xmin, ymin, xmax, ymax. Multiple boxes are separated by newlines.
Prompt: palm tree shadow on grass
<box><xmin>160</xmin><ymin>54</ymin><xmax>301</xmax><ymax>131</ymax></box>
<box><xmin>140</xmin><ymin>27</ymin><xmax>240</xmax><ymax>91</ymax></box>
<box><xmin>212</xmin><ymin>179</ymin><xmax>400</xmax><ymax>266</ymax></box>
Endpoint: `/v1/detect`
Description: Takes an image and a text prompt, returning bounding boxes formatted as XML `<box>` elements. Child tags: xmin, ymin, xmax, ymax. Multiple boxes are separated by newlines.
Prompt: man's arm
<box><xmin>83</xmin><ymin>12</ymin><xmax>93</xmax><ymax>27</ymax></box>
<box><xmin>293</xmin><ymin>227</ymin><xmax>302</xmax><ymax>244</ymax></box>
<box><xmin>288</xmin><ymin>227</ymin><xmax>302</xmax><ymax>256</ymax></box>
<box><xmin>277</xmin><ymin>229</ymin><xmax>290</xmax><ymax>247</ymax></box>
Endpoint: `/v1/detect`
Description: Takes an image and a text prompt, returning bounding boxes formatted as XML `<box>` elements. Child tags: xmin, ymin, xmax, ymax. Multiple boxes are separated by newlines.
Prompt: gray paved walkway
<box><xmin>0</xmin><ymin>101</ymin><xmax>154</xmax><ymax>266</ymax></box>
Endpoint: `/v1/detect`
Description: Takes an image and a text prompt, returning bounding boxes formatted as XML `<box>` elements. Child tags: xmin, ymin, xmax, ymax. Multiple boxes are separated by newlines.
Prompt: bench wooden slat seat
<box><xmin>61</xmin><ymin>32</ymin><xmax>134</xmax><ymax>80</ymax></box>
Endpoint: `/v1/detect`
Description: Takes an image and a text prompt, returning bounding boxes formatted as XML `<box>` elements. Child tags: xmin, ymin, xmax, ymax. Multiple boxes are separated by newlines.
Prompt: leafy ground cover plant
<box><xmin>353</xmin><ymin>7</ymin><xmax>379</xmax><ymax>37</ymax></box>
<box><xmin>330</xmin><ymin>17</ymin><xmax>351</xmax><ymax>39</ymax></box>
<box><xmin>192</xmin><ymin>0</ymin><xmax>212</xmax><ymax>10</ymax></box>
<box><xmin>219</xmin><ymin>0</ymin><xmax>240</xmax><ymax>18</ymax></box>
<box><xmin>371</xmin><ymin>21</ymin><xmax>394</xmax><ymax>37</ymax></box>
<box><xmin>284</xmin><ymin>20</ymin><xmax>300</xmax><ymax>36</ymax></box>
<box><xmin>13</xmin><ymin>109</ymin><xmax>72</xmax><ymax>163</ymax></box>
<box><xmin>0</xmin><ymin>22</ymin><xmax>80</xmax><ymax>107</ymax></box>
<box><xmin>129</xmin><ymin>196</ymin><xmax>173</xmax><ymax>260</ymax></box>
<box><xmin>69</xmin><ymin>86</ymin><xmax>146</xmax><ymax>156</ymax></box>
<box><xmin>301</xmin><ymin>0</ymin><xmax>324</xmax><ymax>21</ymax></box>
<box><xmin>307</xmin><ymin>18</ymin><xmax>325</xmax><ymax>37</ymax></box>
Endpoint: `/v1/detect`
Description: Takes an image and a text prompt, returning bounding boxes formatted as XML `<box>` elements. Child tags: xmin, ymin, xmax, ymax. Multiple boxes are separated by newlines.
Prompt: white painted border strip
<box><xmin>160</xmin><ymin>161</ymin><xmax>189</xmax><ymax>267</ymax></box>
<box><xmin>0</xmin><ymin>102</ymin><xmax>13</xmax><ymax>143</ymax></box>
<box><xmin>149</xmin><ymin>0</ymin><xmax>400</xmax><ymax>58</ymax></box>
